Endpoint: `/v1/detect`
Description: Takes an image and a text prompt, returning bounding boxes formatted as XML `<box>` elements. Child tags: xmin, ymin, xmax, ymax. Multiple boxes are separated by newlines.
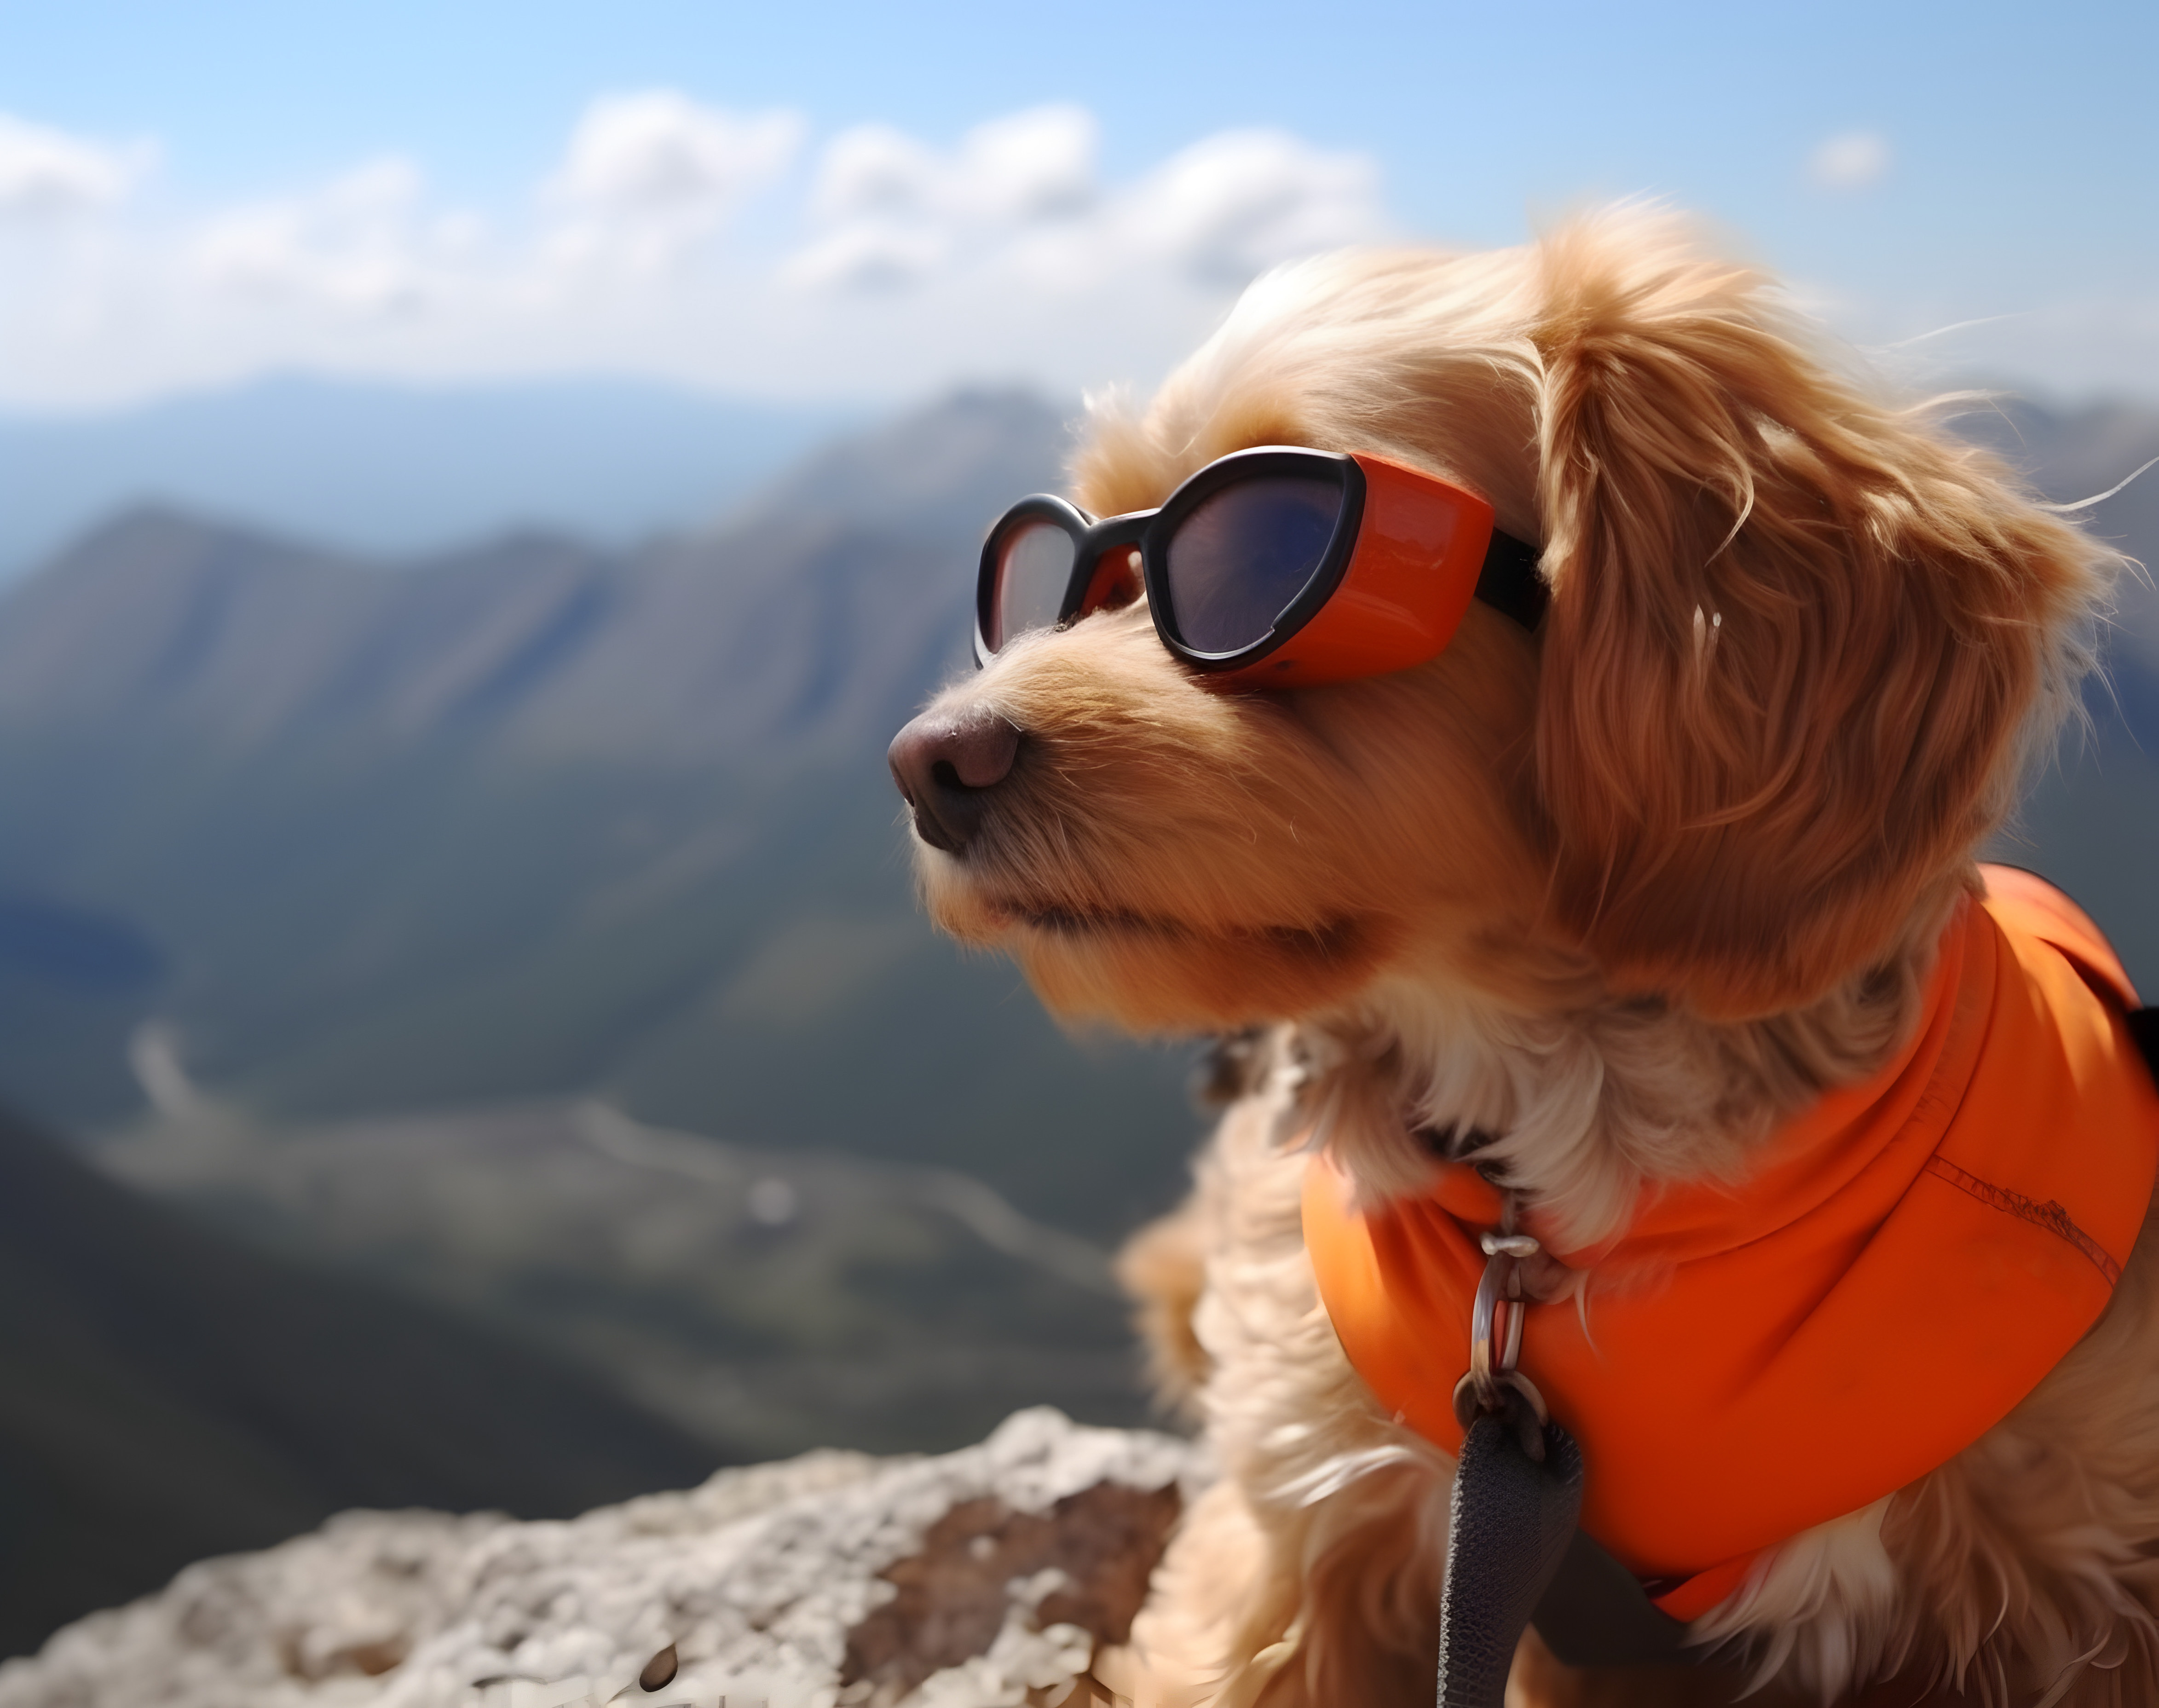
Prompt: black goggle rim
<box><xmin>973</xmin><ymin>446</ymin><xmax>1548</xmax><ymax>674</ymax></box>
<box><xmin>974</xmin><ymin>448</ymin><xmax>1364</xmax><ymax>675</ymax></box>
<box><xmin>1144</xmin><ymin>448</ymin><xmax>1363</xmax><ymax>667</ymax></box>
<box><xmin>972</xmin><ymin>496</ymin><xmax>1147</xmax><ymax>667</ymax></box>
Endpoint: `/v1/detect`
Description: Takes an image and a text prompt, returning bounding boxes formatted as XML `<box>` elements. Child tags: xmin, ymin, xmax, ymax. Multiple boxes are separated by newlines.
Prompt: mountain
<box><xmin>0</xmin><ymin>375</ymin><xmax>857</xmax><ymax>582</ymax></box>
<box><xmin>0</xmin><ymin>390</ymin><xmax>1200</xmax><ymax>1242</ymax></box>
<box><xmin>0</xmin><ymin>387</ymin><xmax>1068</xmax><ymax>765</ymax></box>
<box><xmin>0</xmin><ymin>1100</ymin><xmax>718</xmax><ymax>1659</ymax></box>
<box><xmin>1946</xmin><ymin>392</ymin><xmax>2159</xmax><ymax>676</ymax></box>
<box><xmin>1949</xmin><ymin>395</ymin><xmax>2159</xmax><ymax>987</ymax></box>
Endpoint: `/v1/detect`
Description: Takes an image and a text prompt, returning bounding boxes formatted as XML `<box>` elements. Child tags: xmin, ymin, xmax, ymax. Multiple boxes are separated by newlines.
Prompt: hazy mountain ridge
<box><xmin>0</xmin><ymin>375</ymin><xmax>860</xmax><ymax>580</ymax></box>
<box><xmin>1947</xmin><ymin>393</ymin><xmax>2159</xmax><ymax>986</ymax></box>
<box><xmin>1947</xmin><ymin>393</ymin><xmax>2159</xmax><ymax>672</ymax></box>
<box><xmin>0</xmin><ymin>390</ymin><xmax>1064</xmax><ymax>765</ymax></box>
<box><xmin>5</xmin><ymin>388</ymin><xmax>2145</xmax><ymax>761</ymax></box>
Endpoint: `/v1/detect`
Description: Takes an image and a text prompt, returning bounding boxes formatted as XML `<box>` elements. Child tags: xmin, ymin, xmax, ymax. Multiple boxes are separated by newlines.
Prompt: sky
<box><xmin>1</xmin><ymin>0</ymin><xmax>2154</xmax><ymax>413</ymax></box>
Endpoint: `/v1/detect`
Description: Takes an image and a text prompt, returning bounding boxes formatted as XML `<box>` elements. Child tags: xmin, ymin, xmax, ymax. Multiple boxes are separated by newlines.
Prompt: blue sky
<box><xmin>2</xmin><ymin>0</ymin><xmax>2153</xmax><ymax>410</ymax></box>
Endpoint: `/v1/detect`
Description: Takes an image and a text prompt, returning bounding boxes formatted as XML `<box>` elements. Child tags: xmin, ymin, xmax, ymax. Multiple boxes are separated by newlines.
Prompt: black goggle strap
<box><xmin>1475</xmin><ymin>529</ymin><xmax>1548</xmax><ymax>633</ymax></box>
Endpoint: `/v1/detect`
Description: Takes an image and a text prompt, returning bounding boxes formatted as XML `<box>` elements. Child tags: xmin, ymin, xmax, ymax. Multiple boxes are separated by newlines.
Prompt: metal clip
<box><xmin>1452</xmin><ymin>1228</ymin><xmax>1549</xmax><ymax>1431</ymax></box>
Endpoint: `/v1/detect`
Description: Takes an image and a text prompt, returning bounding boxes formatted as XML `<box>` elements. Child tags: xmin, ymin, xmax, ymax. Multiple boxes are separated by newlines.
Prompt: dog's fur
<box><xmin>899</xmin><ymin>208</ymin><xmax>2156</xmax><ymax>1705</ymax></box>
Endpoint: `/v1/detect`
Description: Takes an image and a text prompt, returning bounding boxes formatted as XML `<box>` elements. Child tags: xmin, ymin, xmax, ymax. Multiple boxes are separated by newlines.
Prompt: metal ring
<box><xmin>1468</xmin><ymin>1248</ymin><xmax>1506</xmax><ymax>1409</ymax></box>
<box><xmin>1464</xmin><ymin>1225</ymin><xmax>1542</xmax><ymax>1419</ymax></box>
<box><xmin>1450</xmin><ymin>1368</ymin><xmax>1551</xmax><ymax>1432</ymax></box>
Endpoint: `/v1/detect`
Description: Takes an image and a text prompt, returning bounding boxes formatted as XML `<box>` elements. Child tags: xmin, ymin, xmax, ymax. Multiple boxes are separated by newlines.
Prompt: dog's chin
<box><xmin>931</xmin><ymin>883</ymin><xmax>1391</xmax><ymax>1030</ymax></box>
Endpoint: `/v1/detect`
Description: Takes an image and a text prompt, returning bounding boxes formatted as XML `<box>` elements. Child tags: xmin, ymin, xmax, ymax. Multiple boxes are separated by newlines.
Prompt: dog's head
<box><xmin>891</xmin><ymin>209</ymin><xmax>2103</xmax><ymax>1032</ymax></box>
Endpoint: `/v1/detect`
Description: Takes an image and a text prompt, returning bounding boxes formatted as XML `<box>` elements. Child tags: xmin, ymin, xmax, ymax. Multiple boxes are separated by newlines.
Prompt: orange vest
<box><xmin>1304</xmin><ymin>867</ymin><xmax>2159</xmax><ymax>1621</ymax></box>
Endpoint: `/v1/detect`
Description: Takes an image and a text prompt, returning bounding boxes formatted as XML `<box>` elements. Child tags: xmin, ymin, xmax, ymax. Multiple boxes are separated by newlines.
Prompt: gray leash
<box><xmin>1434</xmin><ymin>1218</ymin><xmax>1699</xmax><ymax>1704</ymax></box>
<box><xmin>1435</xmin><ymin>1222</ymin><xmax>1580</xmax><ymax>1706</ymax></box>
<box><xmin>1438</xmin><ymin>1396</ymin><xmax>1583</xmax><ymax>1705</ymax></box>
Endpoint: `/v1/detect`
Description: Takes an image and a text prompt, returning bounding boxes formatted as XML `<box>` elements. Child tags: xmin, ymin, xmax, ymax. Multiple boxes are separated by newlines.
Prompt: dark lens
<box><xmin>1162</xmin><ymin>474</ymin><xmax>1344</xmax><ymax>655</ymax></box>
<box><xmin>988</xmin><ymin>520</ymin><xmax>1077</xmax><ymax>652</ymax></box>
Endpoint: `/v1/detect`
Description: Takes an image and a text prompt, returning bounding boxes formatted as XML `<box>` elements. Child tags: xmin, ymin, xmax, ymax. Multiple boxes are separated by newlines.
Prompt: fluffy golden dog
<box><xmin>889</xmin><ymin>208</ymin><xmax>2152</xmax><ymax>1706</ymax></box>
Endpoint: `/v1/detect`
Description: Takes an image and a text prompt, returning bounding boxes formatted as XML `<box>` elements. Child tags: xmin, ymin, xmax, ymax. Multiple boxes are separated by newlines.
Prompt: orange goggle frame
<box><xmin>974</xmin><ymin>446</ymin><xmax>1545</xmax><ymax>689</ymax></box>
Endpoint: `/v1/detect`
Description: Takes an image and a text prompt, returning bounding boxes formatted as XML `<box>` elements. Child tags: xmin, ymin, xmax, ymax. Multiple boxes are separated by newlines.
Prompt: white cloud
<box><xmin>790</xmin><ymin>106</ymin><xmax>1100</xmax><ymax>292</ymax></box>
<box><xmin>1118</xmin><ymin>129</ymin><xmax>1384</xmax><ymax>288</ymax></box>
<box><xmin>810</xmin><ymin>123</ymin><xmax>943</xmax><ymax>224</ymax></box>
<box><xmin>552</xmin><ymin>91</ymin><xmax>801</xmax><ymax>215</ymax></box>
<box><xmin>190</xmin><ymin>157</ymin><xmax>440</xmax><ymax>316</ymax></box>
<box><xmin>546</xmin><ymin>92</ymin><xmax>803</xmax><ymax>275</ymax></box>
<box><xmin>1808</xmin><ymin>130</ymin><xmax>1891</xmax><ymax>190</ymax></box>
<box><xmin>784</xmin><ymin>219</ymin><xmax>947</xmax><ymax>294</ymax></box>
<box><xmin>811</xmin><ymin>106</ymin><xmax>1096</xmax><ymax>229</ymax></box>
<box><xmin>958</xmin><ymin>106</ymin><xmax>1098</xmax><ymax>223</ymax></box>
<box><xmin>787</xmin><ymin>107</ymin><xmax>1382</xmax><ymax>297</ymax></box>
<box><xmin>0</xmin><ymin>100</ymin><xmax>1387</xmax><ymax>409</ymax></box>
<box><xmin>0</xmin><ymin>112</ymin><xmax>152</xmax><ymax>217</ymax></box>
<box><xmin>2</xmin><ymin>98</ymin><xmax>2143</xmax><ymax>415</ymax></box>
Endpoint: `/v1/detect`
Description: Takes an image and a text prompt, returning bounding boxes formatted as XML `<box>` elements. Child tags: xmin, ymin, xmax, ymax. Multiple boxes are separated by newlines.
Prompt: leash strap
<box><xmin>1435</xmin><ymin>1218</ymin><xmax>1587</xmax><ymax>1706</ymax></box>
<box><xmin>1437</xmin><ymin>1404</ymin><xmax>1583</xmax><ymax>1706</ymax></box>
<box><xmin>1433</xmin><ymin>1208</ymin><xmax>1705</xmax><ymax>1697</ymax></box>
<box><xmin>1530</xmin><ymin>1530</ymin><xmax>1697</xmax><ymax>1666</ymax></box>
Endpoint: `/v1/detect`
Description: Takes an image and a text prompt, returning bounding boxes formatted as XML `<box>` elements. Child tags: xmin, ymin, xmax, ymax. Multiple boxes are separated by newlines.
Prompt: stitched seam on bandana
<box><xmin>1923</xmin><ymin>1155</ymin><xmax>2122</xmax><ymax>1287</ymax></box>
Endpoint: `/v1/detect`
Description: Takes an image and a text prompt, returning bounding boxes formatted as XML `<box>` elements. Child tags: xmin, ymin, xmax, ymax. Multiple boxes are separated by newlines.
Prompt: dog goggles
<box><xmin>975</xmin><ymin>447</ymin><xmax>1545</xmax><ymax>688</ymax></box>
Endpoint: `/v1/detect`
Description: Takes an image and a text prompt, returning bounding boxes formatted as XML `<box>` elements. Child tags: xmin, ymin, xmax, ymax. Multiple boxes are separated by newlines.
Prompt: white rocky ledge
<box><xmin>0</xmin><ymin>1410</ymin><xmax>1207</xmax><ymax>1708</ymax></box>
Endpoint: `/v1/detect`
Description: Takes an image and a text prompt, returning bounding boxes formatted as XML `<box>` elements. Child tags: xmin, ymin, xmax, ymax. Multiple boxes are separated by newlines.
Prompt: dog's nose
<box><xmin>888</xmin><ymin>707</ymin><xmax>1022</xmax><ymax>855</ymax></box>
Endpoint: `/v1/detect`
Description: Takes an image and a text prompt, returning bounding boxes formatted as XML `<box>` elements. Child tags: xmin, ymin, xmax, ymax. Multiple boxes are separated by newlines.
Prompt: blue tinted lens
<box><xmin>1162</xmin><ymin>475</ymin><xmax>1343</xmax><ymax>655</ymax></box>
<box><xmin>990</xmin><ymin>520</ymin><xmax>1077</xmax><ymax>652</ymax></box>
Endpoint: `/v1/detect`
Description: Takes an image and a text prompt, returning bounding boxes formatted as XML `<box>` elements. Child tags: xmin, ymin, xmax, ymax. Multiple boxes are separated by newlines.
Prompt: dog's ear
<box><xmin>1529</xmin><ymin>218</ymin><xmax>2098</xmax><ymax>1018</ymax></box>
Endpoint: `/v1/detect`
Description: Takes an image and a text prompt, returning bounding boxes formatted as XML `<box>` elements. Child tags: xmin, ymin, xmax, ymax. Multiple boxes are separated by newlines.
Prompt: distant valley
<box><xmin>98</xmin><ymin>1085</ymin><xmax>1149</xmax><ymax>1463</ymax></box>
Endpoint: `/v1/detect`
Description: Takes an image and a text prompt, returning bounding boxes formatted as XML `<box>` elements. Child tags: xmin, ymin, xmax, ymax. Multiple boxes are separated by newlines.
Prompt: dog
<box><xmin>887</xmin><ymin>207</ymin><xmax>2159</xmax><ymax>1706</ymax></box>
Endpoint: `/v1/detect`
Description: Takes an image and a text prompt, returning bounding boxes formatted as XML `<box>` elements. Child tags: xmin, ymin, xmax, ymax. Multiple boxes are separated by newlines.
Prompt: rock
<box><xmin>0</xmin><ymin>1410</ymin><xmax>1206</xmax><ymax>1708</ymax></box>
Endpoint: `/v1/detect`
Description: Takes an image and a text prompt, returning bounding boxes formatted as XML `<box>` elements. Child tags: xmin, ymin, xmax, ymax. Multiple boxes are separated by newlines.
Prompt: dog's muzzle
<box><xmin>888</xmin><ymin>705</ymin><xmax>1021</xmax><ymax>855</ymax></box>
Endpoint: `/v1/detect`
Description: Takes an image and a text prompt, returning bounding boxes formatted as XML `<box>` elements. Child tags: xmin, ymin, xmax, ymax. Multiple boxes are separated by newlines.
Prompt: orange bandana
<box><xmin>1304</xmin><ymin>867</ymin><xmax>2159</xmax><ymax>1620</ymax></box>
